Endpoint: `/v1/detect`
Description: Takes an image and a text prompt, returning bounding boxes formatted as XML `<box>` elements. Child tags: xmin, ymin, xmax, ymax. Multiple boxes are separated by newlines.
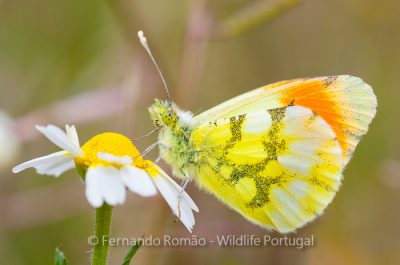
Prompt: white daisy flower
<box><xmin>12</xmin><ymin>124</ymin><xmax>198</xmax><ymax>232</ymax></box>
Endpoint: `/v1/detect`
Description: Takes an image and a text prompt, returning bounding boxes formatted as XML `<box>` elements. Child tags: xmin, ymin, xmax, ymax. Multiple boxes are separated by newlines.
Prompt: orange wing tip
<box><xmin>278</xmin><ymin>75</ymin><xmax>377</xmax><ymax>163</ymax></box>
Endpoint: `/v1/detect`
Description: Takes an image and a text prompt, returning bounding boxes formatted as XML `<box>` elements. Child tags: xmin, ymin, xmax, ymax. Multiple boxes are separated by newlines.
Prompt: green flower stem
<box><xmin>91</xmin><ymin>204</ymin><xmax>113</xmax><ymax>265</ymax></box>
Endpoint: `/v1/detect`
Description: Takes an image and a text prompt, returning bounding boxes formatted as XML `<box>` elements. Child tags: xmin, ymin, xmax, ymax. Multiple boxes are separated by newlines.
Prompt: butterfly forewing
<box><xmin>194</xmin><ymin>75</ymin><xmax>377</xmax><ymax>164</ymax></box>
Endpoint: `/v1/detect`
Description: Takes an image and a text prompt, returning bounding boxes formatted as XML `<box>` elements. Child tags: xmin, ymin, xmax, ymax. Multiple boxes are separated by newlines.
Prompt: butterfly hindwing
<box><xmin>191</xmin><ymin>106</ymin><xmax>344</xmax><ymax>233</ymax></box>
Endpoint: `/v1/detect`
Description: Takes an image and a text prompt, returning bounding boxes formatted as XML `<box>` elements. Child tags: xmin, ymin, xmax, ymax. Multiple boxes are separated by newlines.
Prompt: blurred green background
<box><xmin>0</xmin><ymin>0</ymin><xmax>399</xmax><ymax>264</ymax></box>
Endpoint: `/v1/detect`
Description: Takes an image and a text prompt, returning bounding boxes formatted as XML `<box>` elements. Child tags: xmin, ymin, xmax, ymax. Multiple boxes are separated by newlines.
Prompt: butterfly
<box><xmin>138</xmin><ymin>31</ymin><xmax>377</xmax><ymax>233</ymax></box>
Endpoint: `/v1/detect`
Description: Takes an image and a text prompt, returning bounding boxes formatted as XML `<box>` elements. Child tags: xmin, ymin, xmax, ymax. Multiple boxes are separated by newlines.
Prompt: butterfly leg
<box><xmin>153</xmin><ymin>155</ymin><xmax>161</xmax><ymax>164</ymax></box>
<box><xmin>135</xmin><ymin>141</ymin><xmax>160</xmax><ymax>160</ymax></box>
<box><xmin>175</xmin><ymin>178</ymin><xmax>190</xmax><ymax>221</ymax></box>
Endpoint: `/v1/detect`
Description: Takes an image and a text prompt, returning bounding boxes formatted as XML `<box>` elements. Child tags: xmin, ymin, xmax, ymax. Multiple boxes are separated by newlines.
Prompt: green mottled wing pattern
<box><xmin>190</xmin><ymin>106</ymin><xmax>344</xmax><ymax>233</ymax></box>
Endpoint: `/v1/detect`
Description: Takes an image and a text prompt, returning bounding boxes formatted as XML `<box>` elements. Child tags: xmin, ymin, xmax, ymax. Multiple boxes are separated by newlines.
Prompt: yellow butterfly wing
<box><xmin>188</xmin><ymin>75</ymin><xmax>376</xmax><ymax>232</ymax></box>
<box><xmin>191</xmin><ymin>106</ymin><xmax>344</xmax><ymax>233</ymax></box>
<box><xmin>194</xmin><ymin>75</ymin><xmax>377</xmax><ymax>163</ymax></box>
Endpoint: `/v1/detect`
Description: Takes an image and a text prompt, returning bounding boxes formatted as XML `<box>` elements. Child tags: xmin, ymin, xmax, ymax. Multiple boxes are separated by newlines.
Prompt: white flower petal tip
<box><xmin>97</xmin><ymin>152</ymin><xmax>133</xmax><ymax>165</ymax></box>
<box><xmin>120</xmin><ymin>166</ymin><xmax>157</xmax><ymax>197</ymax></box>
<box><xmin>85</xmin><ymin>166</ymin><xmax>127</xmax><ymax>208</ymax></box>
<box><xmin>35</xmin><ymin>124</ymin><xmax>83</xmax><ymax>157</ymax></box>
<box><xmin>65</xmin><ymin>124</ymin><xmax>80</xmax><ymax>147</ymax></box>
<box><xmin>36</xmin><ymin>159</ymin><xmax>75</xmax><ymax>177</ymax></box>
<box><xmin>12</xmin><ymin>151</ymin><xmax>74</xmax><ymax>177</ymax></box>
<box><xmin>12</xmin><ymin>124</ymin><xmax>81</xmax><ymax>177</ymax></box>
<box><xmin>150</xmin><ymin>166</ymin><xmax>199</xmax><ymax>232</ymax></box>
<box><xmin>85</xmin><ymin>163</ymin><xmax>163</xmax><ymax>208</ymax></box>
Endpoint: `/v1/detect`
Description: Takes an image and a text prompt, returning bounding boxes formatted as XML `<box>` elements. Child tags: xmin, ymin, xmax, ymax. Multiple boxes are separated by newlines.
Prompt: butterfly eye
<box><xmin>162</xmin><ymin>112</ymin><xmax>175</xmax><ymax>124</ymax></box>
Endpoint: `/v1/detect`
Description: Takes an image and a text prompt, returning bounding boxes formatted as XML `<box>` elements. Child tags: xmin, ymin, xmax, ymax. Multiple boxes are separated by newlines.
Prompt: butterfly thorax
<box><xmin>148</xmin><ymin>99</ymin><xmax>198</xmax><ymax>180</ymax></box>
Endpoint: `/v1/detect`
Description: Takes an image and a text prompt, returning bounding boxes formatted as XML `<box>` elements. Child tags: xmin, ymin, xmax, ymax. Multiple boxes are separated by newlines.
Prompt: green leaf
<box><xmin>54</xmin><ymin>248</ymin><xmax>69</xmax><ymax>265</ymax></box>
<box><xmin>121</xmin><ymin>239</ymin><xmax>143</xmax><ymax>265</ymax></box>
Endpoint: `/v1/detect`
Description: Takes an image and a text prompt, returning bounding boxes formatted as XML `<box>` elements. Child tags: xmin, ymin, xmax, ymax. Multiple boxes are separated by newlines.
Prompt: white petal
<box><xmin>102</xmin><ymin>172</ymin><xmax>126</xmax><ymax>206</ymax></box>
<box><xmin>97</xmin><ymin>152</ymin><xmax>133</xmax><ymax>165</ymax></box>
<box><xmin>85</xmin><ymin>166</ymin><xmax>126</xmax><ymax>208</ymax></box>
<box><xmin>153</xmin><ymin>175</ymin><xmax>194</xmax><ymax>232</ymax></box>
<box><xmin>120</xmin><ymin>166</ymin><xmax>157</xmax><ymax>197</ymax></box>
<box><xmin>154</xmin><ymin>166</ymin><xmax>199</xmax><ymax>212</ymax></box>
<box><xmin>36</xmin><ymin>157</ymin><xmax>75</xmax><ymax>177</ymax></box>
<box><xmin>36</xmin><ymin>125</ymin><xmax>83</xmax><ymax>156</ymax></box>
<box><xmin>12</xmin><ymin>151</ymin><xmax>70</xmax><ymax>173</ymax></box>
<box><xmin>150</xmin><ymin>165</ymin><xmax>198</xmax><ymax>232</ymax></box>
<box><xmin>85</xmin><ymin>168</ymin><xmax>104</xmax><ymax>208</ymax></box>
<box><xmin>66</xmin><ymin>125</ymin><xmax>80</xmax><ymax>147</ymax></box>
<box><xmin>179</xmin><ymin>200</ymin><xmax>196</xmax><ymax>232</ymax></box>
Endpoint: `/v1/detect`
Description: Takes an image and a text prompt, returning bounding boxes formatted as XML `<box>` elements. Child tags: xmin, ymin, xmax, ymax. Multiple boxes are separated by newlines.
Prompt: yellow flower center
<box><xmin>75</xmin><ymin>132</ymin><xmax>144</xmax><ymax>171</ymax></box>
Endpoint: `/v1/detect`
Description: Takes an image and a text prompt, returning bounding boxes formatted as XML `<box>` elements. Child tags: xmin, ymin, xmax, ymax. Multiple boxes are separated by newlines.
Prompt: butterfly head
<box><xmin>148</xmin><ymin>99</ymin><xmax>177</xmax><ymax>128</ymax></box>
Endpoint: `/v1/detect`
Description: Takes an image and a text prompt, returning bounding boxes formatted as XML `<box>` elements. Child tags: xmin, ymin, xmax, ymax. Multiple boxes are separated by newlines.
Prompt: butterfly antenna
<box><xmin>137</xmin><ymin>30</ymin><xmax>172</xmax><ymax>105</ymax></box>
<box><xmin>132</xmin><ymin>127</ymin><xmax>160</xmax><ymax>141</ymax></box>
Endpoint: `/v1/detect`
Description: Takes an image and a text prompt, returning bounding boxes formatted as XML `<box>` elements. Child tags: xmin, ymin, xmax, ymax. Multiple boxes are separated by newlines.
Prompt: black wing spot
<box><xmin>323</xmin><ymin>76</ymin><xmax>338</xmax><ymax>86</ymax></box>
<box><xmin>268</xmin><ymin>107</ymin><xmax>286</xmax><ymax>123</ymax></box>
